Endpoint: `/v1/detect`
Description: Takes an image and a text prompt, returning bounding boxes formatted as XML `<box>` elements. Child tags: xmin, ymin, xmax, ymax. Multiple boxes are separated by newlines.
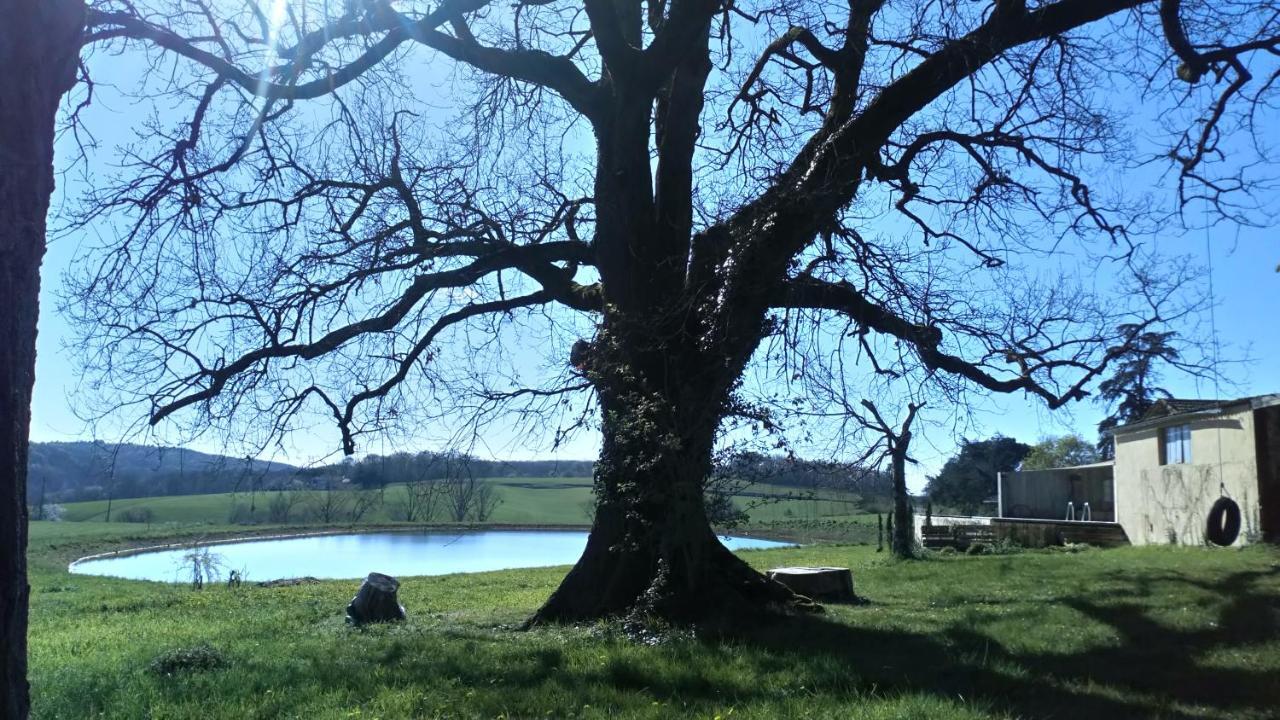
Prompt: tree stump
<box><xmin>346</xmin><ymin>573</ymin><xmax>406</xmax><ymax>625</ymax></box>
<box><xmin>767</xmin><ymin>567</ymin><xmax>856</xmax><ymax>603</ymax></box>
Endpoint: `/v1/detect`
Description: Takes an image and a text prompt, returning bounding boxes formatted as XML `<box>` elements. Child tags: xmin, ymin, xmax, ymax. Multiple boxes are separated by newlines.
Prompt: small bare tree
<box><xmin>471</xmin><ymin>481</ymin><xmax>502</xmax><ymax>523</ymax></box>
<box><xmin>179</xmin><ymin>542</ymin><xmax>226</xmax><ymax>589</ymax></box>
<box><xmin>267</xmin><ymin>490</ymin><xmax>305</xmax><ymax>525</ymax></box>
<box><xmin>443</xmin><ymin>473</ymin><xmax>502</xmax><ymax>523</ymax></box>
<box><xmin>851</xmin><ymin>401</ymin><xmax>925</xmax><ymax>559</ymax></box>
<box><xmin>305</xmin><ymin>478</ymin><xmax>353</xmax><ymax>525</ymax></box>
<box><xmin>347</xmin><ymin>488</ymin><xmax>383</xmax><ymax>524</ymax></box>
<box><xmin>394</xmin><ymin>478</ymin><xmax>443</xmax><ymax>523</ymax></box>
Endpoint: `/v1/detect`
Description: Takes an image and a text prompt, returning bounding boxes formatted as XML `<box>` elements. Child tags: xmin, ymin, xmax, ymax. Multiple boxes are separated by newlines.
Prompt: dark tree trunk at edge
<box><xmin>0</xmin><ymin>3</ymin><xmax>83</xmax><ymax>718</ymax></box>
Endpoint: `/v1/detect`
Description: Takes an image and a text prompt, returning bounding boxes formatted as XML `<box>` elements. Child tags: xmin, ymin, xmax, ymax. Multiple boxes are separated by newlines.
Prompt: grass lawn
<box><xmin>27</xmin><ymin>521</ymin><xmax>1280</xmax><ymax>719</ymax></box>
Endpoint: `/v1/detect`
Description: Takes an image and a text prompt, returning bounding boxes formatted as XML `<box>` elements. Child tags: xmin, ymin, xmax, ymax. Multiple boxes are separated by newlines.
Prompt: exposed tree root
<box><xmin>524</xmin><ymin>528</ymin><xmax>821</xmax><ymax>633</ymax></box>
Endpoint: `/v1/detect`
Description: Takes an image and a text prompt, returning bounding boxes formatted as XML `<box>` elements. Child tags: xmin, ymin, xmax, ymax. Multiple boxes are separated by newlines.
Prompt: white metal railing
<box><xmin>1065</xmin><ymin>501</ymin><xmax>1094</xmax><ymax>521</ymax></box>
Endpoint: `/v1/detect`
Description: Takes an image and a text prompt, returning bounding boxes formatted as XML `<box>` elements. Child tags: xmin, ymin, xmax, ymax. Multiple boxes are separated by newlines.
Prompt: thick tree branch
<box><xmin>819</xmin><ymin>0</ymin><xmax>1149</xmax><ymax>195</ymax></box>
<box><xmin>776</xmin><ymin>276</ymin><xmax>1126</xmax><ymax>408</ymax></box>
<box><xmin>87</xmin><ymin>1</ymin><xmax>603</xmax><ymax>117</ymax></box>
<box><xmin>149</xmin><ymin>245</ymin><xmax>598</xmax><ymax>426</ymax></box>
<box><xmin>582</xmin><ymin>0</ymin><xmax>645</xmax><ymax>82</ymax></box>
<box><xmin>334</xmin><ymin>290</ymin><xmax>558</xmax><ymax>453</ymax></box>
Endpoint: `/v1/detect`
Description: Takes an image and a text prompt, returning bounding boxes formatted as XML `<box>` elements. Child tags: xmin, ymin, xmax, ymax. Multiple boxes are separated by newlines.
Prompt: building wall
<box><xmin>1114</xmin><ymin>407</ymin><xmax>1261</xmax><ymax>545</ymax></box>
<box><xmin>999</xmin><ymin>465</ymin><xmax>1114</xmax><ymax>521</ymax></box>
<box><xmin>912</xmin><ymin>514</ymin><xmax>991</xmax><ymax>538</ymax></box>
<box><xmin>1256</xmin><ymin>406</ymin><xmax>1280</xmax><ymax>543</ymax></box>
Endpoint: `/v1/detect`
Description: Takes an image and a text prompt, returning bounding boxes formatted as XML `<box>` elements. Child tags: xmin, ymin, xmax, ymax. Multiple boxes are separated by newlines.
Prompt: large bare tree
<box><xmin>1</xmin><ymin>2</ymin><xmax>83</xmax><ymax>718</ymax></box>
<box><xmin>59</xmin><ymin>0</ymin><xmax>1280</xmax><ymax>629</ymax></box>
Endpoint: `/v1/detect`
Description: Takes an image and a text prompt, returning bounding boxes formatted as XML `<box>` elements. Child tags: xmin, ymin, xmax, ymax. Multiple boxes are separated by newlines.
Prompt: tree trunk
<box><xmin>345</xmin><ymin>573</ymin><xmax>406</xmax><ymax>625</ymax></box>
<box><xmin>528</xmin><ymin>357</ymin><xmax>811</xmax><ymax>627</ymax></box>
<box><xmin>0</xmin><ymin>3</ymin><xmax>82</xmax><ymax>718</ymax></box>
<box><xmin>537</xmin><ymin>93</ymin><xmax>808</xmax><ymax>627</ymax></box>
<box><xmin>890</xmin><ymin>449</ymin><xmax>915</xmax><ymax>559</ymax></box>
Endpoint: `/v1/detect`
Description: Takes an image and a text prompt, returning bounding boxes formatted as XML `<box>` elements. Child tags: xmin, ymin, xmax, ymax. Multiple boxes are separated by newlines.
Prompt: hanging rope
<box><xmin>1204</xmin><ymin>202</ymin><xmax>1228</xmax><ymax>496</ymax></box>
<box><xmin>1201</xmin><ymin>203</ymin><xmax>1241</xmax><ymax>547</ymax></box>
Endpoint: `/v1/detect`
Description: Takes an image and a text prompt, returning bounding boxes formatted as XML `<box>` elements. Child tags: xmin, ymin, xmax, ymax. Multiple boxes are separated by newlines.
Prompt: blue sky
<box><xmin>28</xmin><ymin>22</ymin><xmax>1280</xmax><ymax>492</ymax></box>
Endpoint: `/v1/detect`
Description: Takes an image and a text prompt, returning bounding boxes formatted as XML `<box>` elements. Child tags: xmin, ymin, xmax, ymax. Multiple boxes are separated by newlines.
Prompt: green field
<box><xmin>57</xmin><ymin>477</ymin><xmax>879</xmax><ymax>543</ymax></box>
<box><xmin>26</xmin><ymin>521</ymin><xmax>1280</xmax><ymax>719</ymax></box>
<box><xmin>58</xmin><ymin>477</ymin><xmax>599</xmax><ymax>525</ymax></box>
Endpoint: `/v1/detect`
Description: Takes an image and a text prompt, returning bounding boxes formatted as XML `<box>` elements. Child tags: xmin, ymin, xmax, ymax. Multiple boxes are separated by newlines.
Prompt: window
<box><xmin>1161</xmin><ymin>424</ymin><xmax>1192</xmax><ymax>465</ymax></box>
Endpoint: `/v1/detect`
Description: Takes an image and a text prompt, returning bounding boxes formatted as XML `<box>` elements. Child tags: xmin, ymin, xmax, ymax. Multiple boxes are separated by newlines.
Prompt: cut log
<box><xmin>345</xmin><ymin>573</ymin><xmax>406</xmax><ymax>625</ymax></box>
<box><xmin>767</xmin><ymin>567</ymin><xmax>856</xmax><ymax>603</ymax></box>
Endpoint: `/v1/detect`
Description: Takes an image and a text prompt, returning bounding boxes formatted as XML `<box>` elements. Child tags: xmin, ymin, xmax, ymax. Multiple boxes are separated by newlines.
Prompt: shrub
<box><xmin>118</xmin><ymin>507</ymin><xmax>153</xmax><ymax>524</ymax></box>
<box><xmin>267</xmin><ymin>492</ymin><xmax>298</xmax><ymax>523</ymax></box>
<box><xmin>985</xmin><ymin>538</ymin><xmax>1024</xmax><ymax>555</ymax></box>
<box><xmin>227</xmin><ymin>502</ymin><xmax>256</xmax><ymax>525</ymax></box>
<box><xmin>147</xmin><ymin>643</ymin><xmax>229</xmax><ymax>676</ymax></box>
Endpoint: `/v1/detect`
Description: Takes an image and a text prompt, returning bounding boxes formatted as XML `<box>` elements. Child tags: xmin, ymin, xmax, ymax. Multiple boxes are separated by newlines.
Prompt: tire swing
<box><xmin>1205</xmin><ymin>496</ymin><xmax>1242</xmax><ymax>547</ymax></box>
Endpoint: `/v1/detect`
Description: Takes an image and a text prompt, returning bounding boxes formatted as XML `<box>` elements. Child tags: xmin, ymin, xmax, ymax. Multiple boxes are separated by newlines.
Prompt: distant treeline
<box><xmin>716</xmin><ymin>452</ymin><xmax>892</xmax><ymax>496</ymax></box>
<box><xmin>342</xmin><ymin>452</ymin><xmax>594</xmax><ymax>490</ymax></box>
<box><xmin>26</xmin><ymin>442</ymin><xmax>593</xmax><ymax>505</ymax></box>
<box><xmin>28</xmin><ymin>441</ymin><xmax>892</xmax><ymax>506</ymax></box>
<box><xmin>347</xmin><ymin>451</ymin><xmax>891</xmax><ymax>495</ymax></box>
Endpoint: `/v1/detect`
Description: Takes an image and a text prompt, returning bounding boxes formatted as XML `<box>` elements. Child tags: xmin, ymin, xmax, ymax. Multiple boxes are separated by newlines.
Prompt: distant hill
<box><xmin>27</xmin><ymin>441</ymin><xmax>597</xmax><ymax>507</ymax></box>
<box><xmin>27</xmin><ymin>442</ymin><xmax>299</xmax><ymax>505</ymax></box>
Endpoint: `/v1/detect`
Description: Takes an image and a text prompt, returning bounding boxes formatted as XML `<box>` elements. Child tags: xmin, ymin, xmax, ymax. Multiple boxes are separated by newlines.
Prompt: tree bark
<box><xmin>0</xmin><ymin>3</ymin><xmax>83</xmax><ymax>718</ymax></box>
<box><xmin>529</xmin><ymin>428</ymin><xmax>805</xmax><ymax>625</ymax></box>
<box><xmin>526</xmin><ymin>93</ymin><xmax>818</xmax><ymax>625</ymax></box>
<box><xmin>890</xmin><ymin>448</ymin><xmax>915</xmax><ymax>559</ymax></box>
<box><xmin>345</xmin><ymin>573</ymin><xmax>406</xmax><ymax>625</ymax></box>
<box><xmin>528</xmin><ymin>329</ymin><xmax>811</xmax><ymax>627</ymax></box>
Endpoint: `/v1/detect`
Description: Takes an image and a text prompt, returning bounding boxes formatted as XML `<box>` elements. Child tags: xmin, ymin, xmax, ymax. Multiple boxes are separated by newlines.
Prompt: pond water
<box><xmin>68</xmin><ymin>530</ymin><xmax>793</xmax><ymax>583</ymax></box>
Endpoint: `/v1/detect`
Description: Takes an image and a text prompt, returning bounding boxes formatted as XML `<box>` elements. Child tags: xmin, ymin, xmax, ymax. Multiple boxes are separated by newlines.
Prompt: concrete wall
<box><xmin>1114</xmin><ymin>406</ymin><xmax>1262</xmax><ymax>545</ymax></box>
<box><xmin>913</xmin><ymin>514</ymin><xmax>991</xmax><ymax>538</ymax></box>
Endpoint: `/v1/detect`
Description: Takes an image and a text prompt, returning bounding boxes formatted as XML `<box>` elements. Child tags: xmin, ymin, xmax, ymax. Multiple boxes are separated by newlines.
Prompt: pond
<box><xmin>68</xmin><ymin>530</ymin><xmax>793</xmax><ymax>583</ymax></box>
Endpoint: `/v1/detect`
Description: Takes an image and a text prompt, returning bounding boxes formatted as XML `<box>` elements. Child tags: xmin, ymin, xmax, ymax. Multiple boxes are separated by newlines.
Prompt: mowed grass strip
<box><xmin>27</xmin><ymin>521</ymin><xmax>1280</xmax><ymax>719</ymax></box>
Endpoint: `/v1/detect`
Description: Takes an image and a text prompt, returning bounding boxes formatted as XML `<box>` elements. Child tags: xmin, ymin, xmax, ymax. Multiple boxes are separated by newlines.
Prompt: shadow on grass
<box><xmin>141</xmin><ymin>563</ymin><xmax>1278</xmax><ymax>719</ymax></box>
<box><xmin>725</xmin><ymin>564</ymin><xmax>1280</xmax><ymax>719</ymax></box>
<box><xmin>499</xmin><ymin>564</ymin><xmax>1276</xmax><ymax>718</ymax></box>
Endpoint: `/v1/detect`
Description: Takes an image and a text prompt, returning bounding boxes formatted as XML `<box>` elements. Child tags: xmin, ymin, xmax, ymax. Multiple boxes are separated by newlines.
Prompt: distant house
<box><xmin>1111</xmin><ymin>395</ymin><xmax>1280</xmax><ymax>545</ymax></box>
<box><xmin>996</xmin><ymin>395</ymin><xmax>1280</xmax><ymax>546</ymax></box>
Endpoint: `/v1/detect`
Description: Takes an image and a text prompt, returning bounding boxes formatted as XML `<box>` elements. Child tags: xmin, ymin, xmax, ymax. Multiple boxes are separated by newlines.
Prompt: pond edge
<box><xmin>65</xmin><ymin>524</ymin><xmax>794</xmax><ymax>573</ymax></box>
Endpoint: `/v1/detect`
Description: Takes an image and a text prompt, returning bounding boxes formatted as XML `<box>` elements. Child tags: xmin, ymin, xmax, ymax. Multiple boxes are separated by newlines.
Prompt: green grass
<box><xmin>27</xmin><ymin>521</ymin><xmax>1280</xmax><ymax>719</ymax></box>
<box><xmin>58</xmin><ymin>477</ymin><xmax>875</xmax><ymax>534</ymax></box>
<box><xmin>58</xmin><ymin>477</ymin><xmax>599</xmax><ymax>525</ymax></box>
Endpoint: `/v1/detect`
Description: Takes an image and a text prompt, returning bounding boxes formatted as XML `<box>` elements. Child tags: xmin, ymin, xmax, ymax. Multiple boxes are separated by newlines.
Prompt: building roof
<box><xmin>1141</xmin><ymin>398</ymin><xmax>1232</xmax><ymax>420</ymax></box>
<box><xmin>1110</xmin><ymin>393</ymin><xmax>1280</xmax><ymax>436</ymax></box>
